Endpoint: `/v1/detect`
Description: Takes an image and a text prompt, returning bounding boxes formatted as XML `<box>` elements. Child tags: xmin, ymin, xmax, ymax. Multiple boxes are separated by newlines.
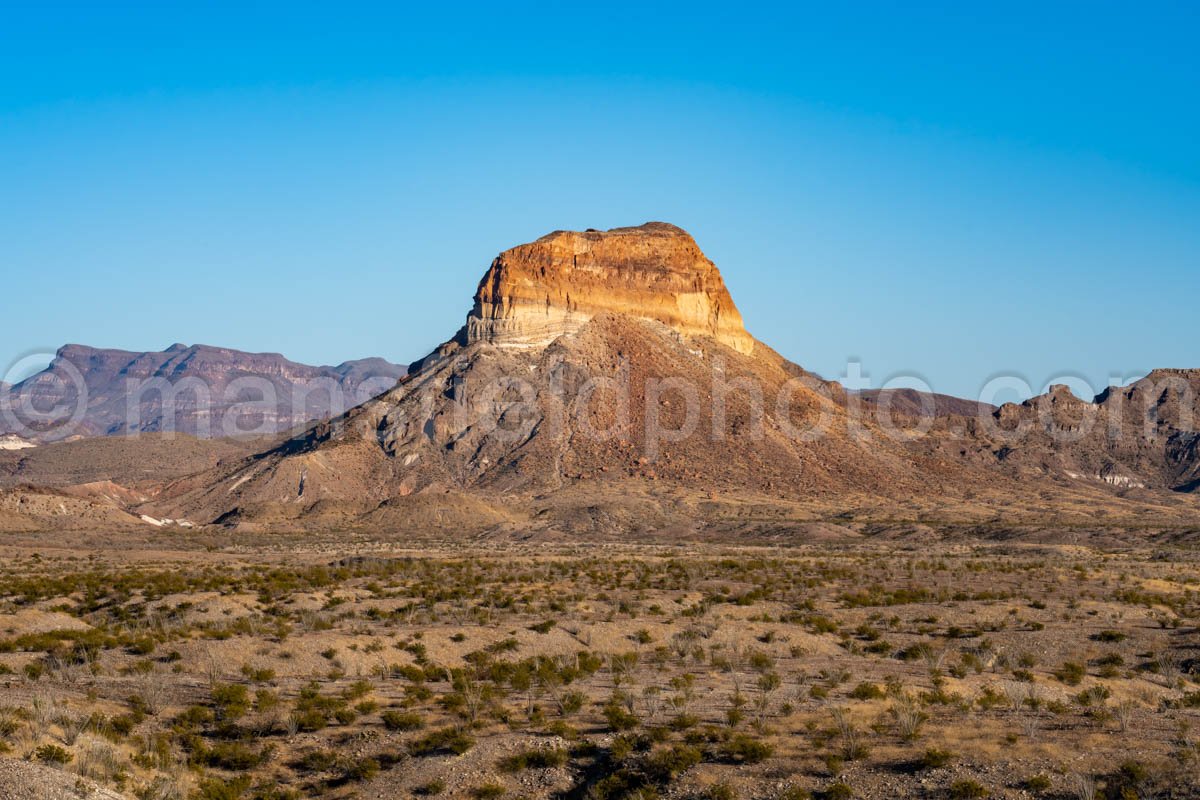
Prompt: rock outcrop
<box><xmin>0</xmin><ymin>757</ymin><xmax>134</xmax><ymax>800</ymax></box>
<box><xmin>931</xmin><ymin>370</ymin><xmax>1200</xmax><ymax>493</ymax></box>
<box><xmin>463</xmin><ymin>222</ymin><xmax>755</xmax><ymax>355</ymax></box>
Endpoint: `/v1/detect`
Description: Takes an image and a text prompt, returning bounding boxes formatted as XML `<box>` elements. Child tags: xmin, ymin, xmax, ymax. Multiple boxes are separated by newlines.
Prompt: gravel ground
<box><xmin>0</xmin><ymin>759</ymin><xmax>131</xmax><ymax>800</ymax></box>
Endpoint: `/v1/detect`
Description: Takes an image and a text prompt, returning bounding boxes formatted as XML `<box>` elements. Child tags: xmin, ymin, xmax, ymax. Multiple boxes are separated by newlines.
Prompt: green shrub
<box><xmin>717</xmin><ymin>734</ymin><xmax>773</xmax><ymax>764</ymax></box>
<box><xmin>1023</xmin><ymin>774</ymin><xmax>1052</xmax><ymax>792</ymax></box>
<box><xmin>381</xmin><ymin>709</ymin><xmax>425</xmax><ymax>731</ymax></box>
<box><xmin>1074</xmin><ymin>685</ymin><xmax>1111</xmax><ymax>707</ymax></box>
<box><xmin>918</xmin><ymin>747</ymin><xmax>955</xmax><ymax>769</ymax></box>
<box><xmin>669</xmin><ymin>713</ymin><xmax>699</xmax><ymax>731</ymax></box>
<box><xmin>108</xmin><ymin>714</ymin><xmax>137</xmax><ymax>738</ymax></box>
<box><xmin>707</xmin><ymin>782</ymin><xmax>737</xmax><ymax>800</ymax></box>
<box><xmin>898</xmin><ymin>643</ymin><xmax>933</xmax><ymax>662</ymax></box>
<box><xmin>849</xmin><ymin>682</ymin><xmax>884</xmax><ymax>701</ymax></box>
<box><xmin>254</xmin><ymin>688</ymin><xmax>280</xmax><ymax>712</ymax></box>
<box><xmin>294</xmin><ymin>749</ymin><xmax>339</xmax><ymax>773</ymax></box>
<box><xmin>1110</xmin><ymin>760</ymin><xmax>1150</xmax><ymax>792</ymax></box>
<box><xmin>558</xmin><ymin>690</ymin><xmax>586</xmax><ymax>715</ymax></box>
<box><xmin>34</xmin><ymin>743</ymin><xmax>72</xmax><ymax>765</ymax></box>
<box><xmin>1053</xmin><ymin>661</ymin><xmax>1086</xmax><ymax>686</ymax></box>
<box><xmin>392</xmin><ymin>664</ymin><xmax>427</xmax><ymax>682</ymax></box>
<box><xmin>416</xmin><ymin>779</ymin><xmax>447</xmax><ymax>796</ymax></box>
<box><xmin>211</xmin><ymin>683</ymin><xmax>251</xmax><ymax>720</ymax></box>
<box><xmin>948</xmin><ymin>780</ymin><xmax>988</xmax><ymax>799</ymax></box>
<box><xmin>341</xmin><ymin>757</ymin><xmax>380</xmax><ymax>782</ymax></box>
<box><xmin>342</xmin><ymin>679</ymin><xmax>374</xmax><ymax>700</ymax></box>
<box><xmin>291</xmin><ymin>709</ymin><xmax>327</xmax><ymax>732</ymax></box>
<box><xmin>175</xmin><ymin>704</ymin><xmax>213</xmax><ymax>729</ymax></box>
<box><xmin>823</xmin><ymin>782</ymin><xmax>853</xmax><ymax>800</ymax></box>
<box><xmin>200</xmin><ymin>741</ymin><xmax>271</xmax><ymax>770</ymax></box>
<box><xmin>498</xmin><ymin>747</ymin><xmax>568</xmax><ymax>772</ymax></box>
<box><xmin>195</xmin><ymin>776</ymin><xmax>252</xmax><ymax>800</ymax></box>
<box><xmin>408</xmin><ymin>727</ymin><xmax>475</xmax><ymax>757</ymax></box>
<box><xmin>471</xmin><ymin>782</ymin><xmax>506</xmax><ymax>799</ymax></box>
<box><xmin>603</xmin><ymin>701</ymin><xmax>639</xmax><ymax>731</ymax></box>
<box><xmin>643</xmin><ymin>744</ymin><xmax>703</xmax><ymax>780</ymax></box>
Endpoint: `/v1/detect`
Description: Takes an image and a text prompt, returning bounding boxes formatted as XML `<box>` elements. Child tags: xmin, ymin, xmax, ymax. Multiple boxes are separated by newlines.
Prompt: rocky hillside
<box><xmin>0</xmin><ymin>433</ymin><xmax>258</xmax><ymax>489</ymax></box>
<box><xmin>151</xmin><ymin>224</ymin><xmax>1011</xmax><ymax>528</ymax></box>
<box><xmin>947</xmin><ymin>373</ymin><xmax>1200</xmax><ymax>493</ymax></box>
<box><xmin>1</xmin><ymin>344</ymin><xmax>406</xmax><ymax>441</ymax></box>
<box><xmin>857</xmin><ymin>388</ymin><xmax>995</xmax><ymax>418</ymax></box>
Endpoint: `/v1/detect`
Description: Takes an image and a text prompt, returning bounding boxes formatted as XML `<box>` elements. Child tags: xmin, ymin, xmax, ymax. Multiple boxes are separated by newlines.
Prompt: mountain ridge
<box><xmin>1</xmin><ymin>343</ymin><xmax>407</xmax><ymax>441</ymax></box>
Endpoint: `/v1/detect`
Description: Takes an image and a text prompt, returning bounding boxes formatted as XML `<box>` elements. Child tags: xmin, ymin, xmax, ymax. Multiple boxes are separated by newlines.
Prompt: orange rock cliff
<box><xmin>463</xmin><ymin>222</ymin><xmax>755</xmax><ymax>355</ymax></box>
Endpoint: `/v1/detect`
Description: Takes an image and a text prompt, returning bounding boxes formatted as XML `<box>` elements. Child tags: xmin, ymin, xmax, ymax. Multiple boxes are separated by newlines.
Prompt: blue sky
<box><xmin>2</xmin><ymin>2</ymin><xmax>1197</xmax><ymax>400</ymax></box>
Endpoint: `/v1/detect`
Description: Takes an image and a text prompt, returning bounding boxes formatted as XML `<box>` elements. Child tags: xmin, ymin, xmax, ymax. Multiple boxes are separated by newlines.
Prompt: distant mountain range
<box><xmin>0</xmin><ymin>344</ymin><xmax>406</xmax><ymax>441</ymax></box>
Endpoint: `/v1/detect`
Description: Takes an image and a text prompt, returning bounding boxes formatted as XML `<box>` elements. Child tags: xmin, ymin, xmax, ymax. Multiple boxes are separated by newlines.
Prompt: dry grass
<box><xmin>0</xmin><ymin>532</ymin><xmax>1195</xmax><ymax>799</ymax></box>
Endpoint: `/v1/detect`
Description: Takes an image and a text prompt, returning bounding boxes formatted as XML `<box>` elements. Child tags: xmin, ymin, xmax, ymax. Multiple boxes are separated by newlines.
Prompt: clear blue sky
<box><xmin>2</xmin><ymin>2</ymin><xmax>1197</xmax><ymax>401</ymax></box>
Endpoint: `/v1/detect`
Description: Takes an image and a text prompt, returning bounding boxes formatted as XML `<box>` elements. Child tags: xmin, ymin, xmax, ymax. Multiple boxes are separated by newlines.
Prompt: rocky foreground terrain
<box><xmin>0</xmin><ymin>530</ymin><xmax>1195</xmax><ymax>800</ymax></box>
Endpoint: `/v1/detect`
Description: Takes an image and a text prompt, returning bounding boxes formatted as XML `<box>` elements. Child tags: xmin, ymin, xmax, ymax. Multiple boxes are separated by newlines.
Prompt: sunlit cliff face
<box><xmin>465</xmin><ymin>222</ymin><xmax>755</xmax><ymax>356</ymax></box>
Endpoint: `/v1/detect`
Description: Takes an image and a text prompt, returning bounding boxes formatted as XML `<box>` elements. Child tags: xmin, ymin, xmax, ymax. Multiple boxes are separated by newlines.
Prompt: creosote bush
<box><xmin>0</xmin><ymin>547</ymin><xmax>1195</xmax><ymax>800</ymax></box>
<box><xmin>381</xmin><ymin>709</ymin><xmax>425</xmax><ymax>731</ymax></box>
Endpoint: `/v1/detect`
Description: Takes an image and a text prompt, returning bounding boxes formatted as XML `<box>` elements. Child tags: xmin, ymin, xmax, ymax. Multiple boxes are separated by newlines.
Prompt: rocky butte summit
<box><xmin>467</xmin><ymin>222</ymin><xmax>755</xmax><ymax>355</ymax></box>
<box><xmin>146</xmin><ymin>222</ymin><xmax>1200</xmax><ymax>534</ymax></box>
